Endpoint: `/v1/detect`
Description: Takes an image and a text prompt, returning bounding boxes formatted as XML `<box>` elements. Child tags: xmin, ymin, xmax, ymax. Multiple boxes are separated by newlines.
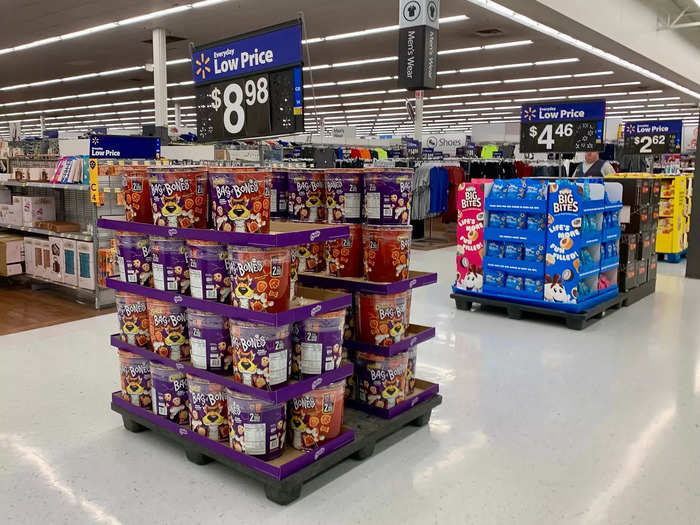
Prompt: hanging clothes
<box><xmin>444</xmin><ymin>166</ymin><xmax>467</xmax><ymax>223</ymax></box>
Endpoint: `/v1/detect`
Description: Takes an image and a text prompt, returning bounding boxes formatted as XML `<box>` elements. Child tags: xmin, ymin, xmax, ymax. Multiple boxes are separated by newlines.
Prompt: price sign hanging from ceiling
<box><xmin>623</xmin><ymin>120</ymin><xmax>682</xmax><ymax>154</ymax></box>
<box><xmin>519</xmin><ymin>100</ymin><xmax>606</xmax><ymax>153</ymax></box>
<box><xmin>192</xmin><ymin>20</ymin><xmax>304</xmax><ymax>141</ymax></box>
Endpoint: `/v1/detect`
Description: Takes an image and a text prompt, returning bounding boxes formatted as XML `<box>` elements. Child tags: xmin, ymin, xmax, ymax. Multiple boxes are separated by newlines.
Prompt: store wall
<box><xmin>535</xmin><ymin>0</ymin><xmax>700</xmax><ymax>87</ymax></box>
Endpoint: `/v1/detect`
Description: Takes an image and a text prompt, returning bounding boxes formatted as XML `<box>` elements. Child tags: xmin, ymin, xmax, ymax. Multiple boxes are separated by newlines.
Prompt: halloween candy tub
<box><xmin>362</xmin><ymin>224</ymin><xmax>412</xmax><ymax>282</ymax></box>
<box><xmin>150</xmin><ymin>362</ymin><xmax>189</xmax><ymax>425</ymax></box>
<box><xmin>186</xmin><ymin>375</ymin><xmax>230</xmax><ymax>443</ymax></box>
<box><xmin>324</xmin><ymin>169</ymin><xmax>363</xmax><ymax>223</ymax></box>
<box><xmin>326</xmin><ymin>223</ymin><xmax>362</xmax><ymax>278</ymax></box>
<box><xmin>356</xmin><ymin>291</ymin><xmax>411</xmax><ymax>347</ymax></box>
<box><xmin>296</xmin><ymin>242</ymin><xmax>325</xmax><ymax>274</ymax></box>
<box><xmin>187</xmin><ymin>240</ymin><xmax>230</xmax><ymax>303</ymax></box>
<box><xmin>288</xmin><ymin>169</ymin><xmax>326</xmax><ymax>223</ymax></box>
<box><xmin>289</xmin><ymin>380</ymin><xmax>345</xmax><ymax>450</ymax></box>
<box><xmin>208</xmin><ymin>168</ymin><xmax>270</xmax><ymax>233</ymax></box>
<box><xmin>115</xmin><ymin>291</ymin><xmax>150</xmax><ymax>348</ymax></box>
<box><xmin>270</xmin><ymin>170</ymin><xmax>289</xmax><ymax>219</ymax></box>
<box><xmin>227</xmin><ymin>246</ymin><xmax>291</xmax><ymax>313</ymax></box>
<box><xmin>118</xmin><ymin>350</ymin><xmax>152</xmax><ymax>409</ymax></box>
<box><xmin>116</xmin><ymin>231</ymin><xmax>152</xmax><ymax>286</ymax></box>
<box><xmin>148</xmin><ymin>167</ymin><xmax>208</xmax><ymax>229</ymax></box>
<box><xmin>150</xmin><ymin>237</ymin><xmax>190</xmax><ymax>294</ymax></box>
<box><xmin>355</xmin><ymin>351</ymin><xmax>409</xmax><ymax>409</ymax></box>
<box><xmin>293</xmin><ymin>309</ymin><xmax>345</xmax><ymax>377</ymax></box>
<box><xmin>122</xmin><ymin>167</ymin><xmax>152</xmax><ymax>224</ymax></box>
<box><xmin>405</xmin><ymin>345</ymin><xmax>418</xmax><ymax>396</ymax></box>
<box><xmin>363</xmin><ymin>169</ymin><xmax>413</xmax><ymax>225</ymax></box>
<box><xmin>229</xmin><ymin>320</ymin><xmax>291</xmax><ymax>388</ymax></box>
<box><xmin>226</xmin><ymin>390</ymin><xmax>286</xmax><ymax>460</ymax></box>
<box><xmin>147</xmin><ymin>298</ymin><xmax>190</xmax><ymax>362</ymax></box>
<box><xmin>186</xmin><ymin>310</ymin><xmax>232</xmax><ymax>373</ymax></box>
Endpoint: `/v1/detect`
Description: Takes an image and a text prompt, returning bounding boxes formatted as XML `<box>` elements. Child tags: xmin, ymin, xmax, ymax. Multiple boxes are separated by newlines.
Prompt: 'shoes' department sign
<box><xmin>193</xmin><ymin>20</ymin><xmax>304</xmax><ymax>141</ymax></box>
<box><xmin>519</xmin><ymin>100</ymin><xmax>606</xmax><ymax>153</ymax></box>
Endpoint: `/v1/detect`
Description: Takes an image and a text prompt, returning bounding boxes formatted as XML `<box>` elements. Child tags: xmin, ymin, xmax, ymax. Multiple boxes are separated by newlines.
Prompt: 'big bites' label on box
<box><xmin>455</xmin><ymin>182</ymin><xmax>486</xmax><ymax>293</ymax></box>
<box><xmin>544</xmin><ymin>180</ymin><xmax>583</xmax><ymax>304</ymax></box>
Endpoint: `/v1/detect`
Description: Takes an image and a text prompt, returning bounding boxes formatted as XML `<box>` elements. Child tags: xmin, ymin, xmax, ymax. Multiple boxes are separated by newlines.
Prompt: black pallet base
<box><xmin>112</xmin><ymin>394</ymin><xmax>442</xmax><ymax>505</ymax></box>
<box><xmin>620</xmin><ymin>279</ymin><xmax>656</xmax><ymax>306</ymax></box>
<box><xmin>451</xmin><ymin>292</ymin><xmax>625</xmax><ymax>330</ymax></box>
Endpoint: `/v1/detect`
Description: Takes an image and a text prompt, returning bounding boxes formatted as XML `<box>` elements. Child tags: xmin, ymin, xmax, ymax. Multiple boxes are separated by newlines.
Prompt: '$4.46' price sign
<box><xmin>528</xmin><ymin>123</ymin><xmax>573</xmax><ymax>150</ymax></box>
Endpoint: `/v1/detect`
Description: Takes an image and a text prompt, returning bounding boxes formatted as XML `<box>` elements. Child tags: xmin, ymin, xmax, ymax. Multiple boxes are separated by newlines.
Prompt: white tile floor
<box><xmin>1</xmin><ymin>251</ymin><xmax>699</xmax><ymax>524</ymax></box>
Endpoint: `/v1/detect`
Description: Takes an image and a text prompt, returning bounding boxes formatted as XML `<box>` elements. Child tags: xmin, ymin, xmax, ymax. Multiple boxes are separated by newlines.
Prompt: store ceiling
<box><xmin>1</xmin><ymin>0</ymin><xmax>699</xmax><ymax>138</ymax></box>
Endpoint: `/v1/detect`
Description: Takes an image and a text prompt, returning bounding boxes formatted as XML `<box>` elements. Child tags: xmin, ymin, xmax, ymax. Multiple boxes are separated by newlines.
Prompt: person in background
<box><xmin>573</xmin><ymin>151</ymin><xmax>616</xmax><ymax>177</ymax></box>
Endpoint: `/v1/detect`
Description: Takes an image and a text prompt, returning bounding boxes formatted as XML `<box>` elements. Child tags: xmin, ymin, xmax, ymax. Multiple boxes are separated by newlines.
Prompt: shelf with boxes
<box><xmin>104</xmin><ymin>164</ymin><xmax>441</xmax><ymax>502</ymax></box>
<box><xmin>0</xmin><ymin>181</ymin><xmax>112</xmax><ymax>306</ymax></box>
<box><xmin>453</xmin><ymin>178</ymin><xmax>623</xmax><ymax>314</ymax></box>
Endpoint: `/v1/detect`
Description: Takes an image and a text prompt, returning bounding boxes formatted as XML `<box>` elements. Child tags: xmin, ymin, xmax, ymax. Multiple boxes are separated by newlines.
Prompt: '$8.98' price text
<box><xmin>209</xmin><ymin>77</ymin><xmax>269</xmax><ymax>135</ymax></box>
<box><xmin>528</xmin><ymin>122</ymin><xmax>573</xmax><ymax>150</ymax></box>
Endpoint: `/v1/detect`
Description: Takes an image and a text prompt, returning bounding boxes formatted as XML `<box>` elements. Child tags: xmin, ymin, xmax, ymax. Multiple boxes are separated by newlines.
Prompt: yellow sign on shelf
<box><xmin>89</xmin><ymin>158</ymin><xmax>99</xmax><ymax>204</ymax></box>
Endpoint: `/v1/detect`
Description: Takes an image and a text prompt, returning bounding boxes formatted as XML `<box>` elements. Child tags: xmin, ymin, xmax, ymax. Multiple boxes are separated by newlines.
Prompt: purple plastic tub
<box><xmin>116</xmin><ymin>232</ymin><xmax>152</xmax><ymax>286</ymax></box>
<box><xmin>363</xmin><ymin>169</ymin><xmax>413</xmax><ymax>225</ymax></box>
<box><xmin>150</xmin><ymin>236</ymin><xmax>190</xmax><ymax>294</ymax></box>
<box><xmin>150</xmin><ymin>362</ymin><xmax>189</xmax><ymax>425</ymax></box>
<box><xmin>229</xmin><ymin>321</ymin><xmax>292</xmax><ymax>388</ymax></box>
<box><xmin>226</xmin><ymin>390</ymin><xmax>286</xmax><ymax>460</ymax></box>
<box><xmin>187</xmin><ymin>240</ymin><xmax>230</xmax><ymax>303</ymax></box>
<box><xmin>324</xmin><ymin>169</ymin><xmax>363</xmax><ymax>223</ymax></box>
<box><xmin>186</xmin><ymin>309</ymin><xmax>232</xmax><ymax>373</ymax></box>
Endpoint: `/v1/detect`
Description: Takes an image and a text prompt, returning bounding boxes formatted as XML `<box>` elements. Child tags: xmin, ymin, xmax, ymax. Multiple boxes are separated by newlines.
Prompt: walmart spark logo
<box><xmin>624</xmin><ymin>123</ymin><xmax>637</xmax><ymax>135</ymax></box>
<box><xmin>91</xmin><ymin>136</ymin><xmax>100</xmax><ymax>145</ymax></box>
<box><xmin>522</xmin><ymin>106</ymin><xmax>537</xmax><ymax>121</ymax></box>
<box><xmin>194</xmin><ymin>53</ymin><xmax>211</xmax><ymax>80</ymax></box>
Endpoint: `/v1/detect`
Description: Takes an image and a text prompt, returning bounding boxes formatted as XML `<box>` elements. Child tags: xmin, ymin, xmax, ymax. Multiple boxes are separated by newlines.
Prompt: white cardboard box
<box><xmin>23</xmin><ymin>237</ymin><xmax>36</xmax><ymax>276</ymax></box>
<box><xmin>37</xmin><ymin>238</ymin><xmax>51</xmax><ymax>279</ymax></box>
<box><xmin>19</xmin><ymin>196</ymin><xmax>56</xmax><ymax>226</ymax></box>
<box><xmin>0</xmin><ymin>203</ymin><xmax>22</xmax><ymax>225</ymax></box>
<box><xmin>49</xmin><ymin>236</ymin><xmax>63</xmax><ymax>282</ymax></box>
<box><xmin>62</xmin><ymin>238</ymin><xmax>78</xmax><ymax>286</ymax></box>
<box><xmin>77</xmin><ymin>240</ymin><xmax>95</xmax><ymax>290</ymax></box>
<box><xmin>0</xmin><ymin>188</ymin><xmax>10</xmax><ymax>204</ymax></box>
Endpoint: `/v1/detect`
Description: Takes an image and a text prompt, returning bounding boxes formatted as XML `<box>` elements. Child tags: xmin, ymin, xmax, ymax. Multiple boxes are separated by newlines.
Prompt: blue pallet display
<box><xmin>600</xmin><ymin>258</ymin><xmax>620</xmax><ymax>272</ymax></box>
<box><xmin>466</xmin><ymin>178</ymin><xmax>620</xmax><ymax>312</ymax></box>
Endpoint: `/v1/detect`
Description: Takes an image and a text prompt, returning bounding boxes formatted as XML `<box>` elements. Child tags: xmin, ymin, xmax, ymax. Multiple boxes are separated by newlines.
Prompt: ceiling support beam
<box><xmin>152</xmin><ymin>27</ymin><xmax>169</xmax><ymax>138</ymax></box>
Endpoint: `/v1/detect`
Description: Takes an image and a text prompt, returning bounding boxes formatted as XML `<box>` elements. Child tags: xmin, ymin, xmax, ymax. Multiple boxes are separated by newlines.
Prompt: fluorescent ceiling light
<box><xmin>337</xmin><ymin>76</ymin><xmax>393</xmax><ymax>86</ymax></box>
<box><xmin>504</xmin><ymin>74</ymin><xmax>571</xmax><ymax>83</ymax></box>
<box><xmin>166</xmin><ymin>58</ymin><xmax>191</xmax><ymax>65</ymax></box>
<box><xmin>481</xmin><ymin>89</ymin><xmax>536</xmax><ymax>95</ymax></box>
<box><xmin>464</xmin><ymin>0</ymin><xmax>700</xmax><ymax>99</ymax></box>
<box><xmin>535</xmin><ymin>58</ymin><xmax>579</xmax><ymax>65</ymax></box>
<box><xmin>539</xmin><ymin>84</ymin><xmax>602</xmax><ymax>92</ymax></box>
<box><xmin>513</xmin><ymin>96</ymin><xmax>563</xmax><ymax>102</ymax></box>
<box><xmin>605</xmin><ymin>81</ymin><xmax>641</xmax><ymax>87</ymax></box>
<box><xmin>568</xmin><ymin>92</ymin><xmax>627</xmax><ymax>99</ymax></box>
<box><xmin>441</xmin><ymin>80</ymin><xmax>502</xmax><ymax>89</ymax></box>
<box><xmin>630</xmin><ymin>90</ymin><xmax>664</xmax><ymax>95</ymax></box>
<box><xmin>117</xmin><ymin>5</ymin><xmax>192</xmax><ymax>25</ymax></box>
<box><xmin>303</xmin><ymin>15</ymin><xmax>467</xmax><ymax>44</ymax></box>
<box><xmin>574</xmin><ymin>71</ymin><xmax>614</xmax><ymax>77</ymax></box>
<box><xmin>60</xmin><ymin>23</ymin><xmax>119</xmax><ymax>41</ymax></box>
<box><xmin>340</xmin><ymin>90</ymin><xmax>387</xmax><ymax>98</ymax></box>
<box><xmin>459</xmin><ymin>62</ymin><xmax>531</xmax><ymax>73</ymax></box>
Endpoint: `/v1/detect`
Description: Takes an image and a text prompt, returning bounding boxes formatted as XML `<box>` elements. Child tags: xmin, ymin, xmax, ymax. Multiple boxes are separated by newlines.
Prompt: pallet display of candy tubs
<box><xmin>102</xmin><ymin>167</ymin><xmax>441</xmax><ymax>504</ymax></box>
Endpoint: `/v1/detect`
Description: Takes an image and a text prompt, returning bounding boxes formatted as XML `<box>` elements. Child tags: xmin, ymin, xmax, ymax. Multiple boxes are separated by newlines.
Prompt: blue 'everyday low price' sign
<box><xmin>192</xmin><ymin>22</ymin><xmax>302</xmax><ymax>86</ymax></box>
<box><xmin>519</xmin><ymin>99</ymin><xmax>606</xmax><ymax>153</ymax></box>
<box><xmin>193</xmin><ymin>20</ymin><xmax>304</xmax><ymax>141</ymax></box>
<box><xmin>89</xmin><ymin>135</ymin><xmax>161</xmax><ymax>159</ymax></box>
<box><xmin>623</xmin><ymin>120</ymin><xmax>683</xmax><ymax>154</ymax></box>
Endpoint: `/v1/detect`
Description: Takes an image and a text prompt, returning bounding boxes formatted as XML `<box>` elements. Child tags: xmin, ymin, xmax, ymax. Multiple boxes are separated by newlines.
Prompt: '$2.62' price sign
<box><xmin>209</xmin><ymin>75</ymin><xmax>269</xmax><ymax>134</ymax></box>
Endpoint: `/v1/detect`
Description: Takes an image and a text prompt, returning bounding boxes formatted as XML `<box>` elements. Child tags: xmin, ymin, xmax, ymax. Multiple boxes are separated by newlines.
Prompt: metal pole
<box><xmin>152</xmin><ymin>28</ymin><xmax>169</xmax><ymax>140</ymax></box>
<box><xmin>415</xmin><ymin>89</ymin><xmax>424</xmax><ymax>154</ymax></box>
<box><xmin>174</xmin><ymin>103</ymin><xmax>182</xmax><ymax>129</ymax></box>
<box><xmin>40</xmin><ymin>115</ymin><xmax>46</xmax><ymax>137</ymax></box>
<box><xmin>685</xmin><ymin>111</ymin><xmax>700</xmax><ymax>278</ymax></box>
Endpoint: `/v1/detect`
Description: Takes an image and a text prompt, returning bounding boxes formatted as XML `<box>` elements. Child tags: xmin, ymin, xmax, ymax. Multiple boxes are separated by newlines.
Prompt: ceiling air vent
<box><xmin>474</xmin><ymin>28</ymin><xmax>504</xmax><ymax>37</ymax></box>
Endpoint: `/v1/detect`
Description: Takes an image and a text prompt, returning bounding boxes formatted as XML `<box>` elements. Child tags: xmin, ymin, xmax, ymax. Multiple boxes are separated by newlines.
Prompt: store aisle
<box><xmin>1</xmin><ymin>248</ymin><xmax>699</xmax><ymax>524</ymax></box>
